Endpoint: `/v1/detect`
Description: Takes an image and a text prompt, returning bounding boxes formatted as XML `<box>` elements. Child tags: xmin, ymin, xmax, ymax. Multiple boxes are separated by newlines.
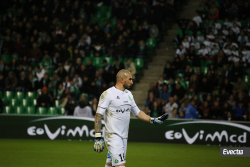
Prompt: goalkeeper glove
<box><xmin>93</xmin><ymin>132</ymin><xmax>104</xmax><ymax>153</ymax></box>
<box><xmin>150</xmin><ymin>113</ymin><xmax>169</xmax><ymax>124</ymax></box>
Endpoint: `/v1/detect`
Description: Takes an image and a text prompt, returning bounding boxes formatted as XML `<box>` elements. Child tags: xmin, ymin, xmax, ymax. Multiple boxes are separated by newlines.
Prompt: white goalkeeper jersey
<box><xmin>97</xmin><ymin>86</ymin><xmax>140</xmax><ymax>138</ymax></box>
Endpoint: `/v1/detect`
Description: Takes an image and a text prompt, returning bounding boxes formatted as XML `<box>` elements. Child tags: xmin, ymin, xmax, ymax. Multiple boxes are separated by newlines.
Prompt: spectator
<box><xmin>163</xmin><ymin>97</ymin><xmax>178</xmax><ymax>118</ymax></box>
<box><xmin>233</xmin><ymin>101</ymin><xmax>246</xmax><ymax>121</ymax></box>
<box><xmin>180</xmin><ymin>94</ymin><xmax>190</xmax><ymax>107</ymax></box>
<box><xmin>149</xmin><ymin>101</ymin><xmax>163</xmax><ymax>117</ymax></box>
<box><xmin>73</xmin><ymin>74</ymin><xmax>82</xmax><ymax>90</ymax></box>
<box><xmin>90</xmin><ymin>98</ymin><xmax>98</xmax><ymax>116</ymax></box>
<box><xmin>234</xmin><ymin>77</ymin><xmax>248</xmax><ymax>94</ymax></box>
<box><xmin>185</xmin><ymin>99</ymin><xmax>199</xmax><ymax>119</ymax></box>
<box><xmin>38</xmin><ymin>73</ymin><xmax>51</xmax><ymax>89</ymax></box>
<box><xmin>222</xmin><ymin>102</ymin><xmax>232</xmax><ymax>120</ymax></box>
<box><xmin>159</xmin><ymin>84</ymin><xmax>171</xmax><ymax>103</ymax></box>
<box><xmin>29</xmin><ymin>43</ymin><xmax>42</xmax><ymax>62</ymax></box>
<box><xmin>137</xmin><ymin>40</ymin><xmax>147</xmax><ymax>58</ymax></box>
<box><xmin>0</xmin><ymin>73</ymin><xmax>5</xmax><ymax>91</ymax></box>
<box><xmin>5</xmin><ymin>71</ymin><xmax>17</xmax><ymax>91</ymax></box>
<box><xmin>148</xmin><ymin>82</ymin><xmax>159</xmax><ymax>98</ymax></box>
<box><xmin>125</xmin><ymin>59</ymin><xmax>136</xmax><ymax>79</ymax></box>
<box><xmin>37</xmin><ymin>87</ymin><xmax>53</xmax><ymax>107</ymax></box>
<box><xmin>16</xmin><ymin>71</ymin><xmax>29</xmax><ymax>92</ymax></box>
<box><xmin>145</xmin><ymin>92</ymin><xmax>156</xmax><ymax>108</ymax></box>
<box><xmin>208</xmin><ymin>3</ymin><xmax>219</xmax><ymax>20</ymax></box>
<box><xmin>211</xmin><ymin>101</ymin><xmax>223</xmax><ymax>120</ymax></box>
<box><xmin>171</xmin><ymin>83</ymin><xmax>186</xmax><ymax>100</ymax></box>
<box><xmin>178</xmin><ymin>102</ymin><xmax>186</xmax><ymax>118</ymax></box>
<box><xmin>149</xmin><ymin>24</ymin><xmax>159</xmax><ymax>38</ymax></box>
<box><xmin>73</xmin><ymin>100</ymin><xmax>93</xmax><ymax>117</ymax></box>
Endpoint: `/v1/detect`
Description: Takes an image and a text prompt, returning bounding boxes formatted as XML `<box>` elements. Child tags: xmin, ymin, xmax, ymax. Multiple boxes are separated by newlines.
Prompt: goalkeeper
<box><xmin>94</xmin><ymin>69</ymin><xmax>169</xmax><ymax>167</ymax></box>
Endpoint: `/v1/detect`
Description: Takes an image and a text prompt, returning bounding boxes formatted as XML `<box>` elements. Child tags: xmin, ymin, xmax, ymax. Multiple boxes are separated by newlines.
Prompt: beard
<box><xmin>123</xmin><ymin>82</ymin><xmax>131</xmax><ymax>89</ymax></box>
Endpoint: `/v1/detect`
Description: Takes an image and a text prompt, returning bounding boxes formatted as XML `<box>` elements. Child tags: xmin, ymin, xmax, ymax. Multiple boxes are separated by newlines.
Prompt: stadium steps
<box><xmin>131</xmin><ymin>0</ymin><xmax>200</xmax><ymax>114</ymax></box>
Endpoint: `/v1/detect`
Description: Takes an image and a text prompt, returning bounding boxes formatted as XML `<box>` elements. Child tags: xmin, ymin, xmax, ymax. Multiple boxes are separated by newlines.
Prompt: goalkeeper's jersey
<box><xmin>97</xmin><ymin>86</ymin><xmax>140</xmax><ymax>138</ymax></box>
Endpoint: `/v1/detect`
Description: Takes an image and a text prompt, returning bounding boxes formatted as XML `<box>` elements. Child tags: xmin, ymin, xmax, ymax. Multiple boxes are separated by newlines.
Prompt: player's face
<box><xmin>123</xmin><ymin>74</ymin><xmax>133</xmax><ymax>89</ymax></box>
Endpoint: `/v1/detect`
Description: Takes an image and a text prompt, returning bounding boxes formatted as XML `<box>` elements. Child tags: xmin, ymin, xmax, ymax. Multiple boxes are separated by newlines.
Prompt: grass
<box><xmin>0</xmin><ymin>139</ymin><xmax>249</xmax><ymax>167</ymax></box>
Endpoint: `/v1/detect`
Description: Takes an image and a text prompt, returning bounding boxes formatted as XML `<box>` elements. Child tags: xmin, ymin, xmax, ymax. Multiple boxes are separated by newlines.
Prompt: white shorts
<box><xmin>104</xmin><ymin>133</ymin><xmax>127</xmax><ymax>166</ymax></box>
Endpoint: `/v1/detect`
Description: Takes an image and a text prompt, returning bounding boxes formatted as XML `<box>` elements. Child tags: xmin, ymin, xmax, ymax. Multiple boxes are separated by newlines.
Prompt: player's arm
<box><xmin>136</xmin><ymin>111</ymin><xmax>169</xmax><ymax>124</ymax></box>
<box><xmin>95</xmin><ymin>113</ymin><xmax>102</xmax><ymax>133</ymax></box>
<box><xmin>93</xmin><ymin>91</ymin><xmax>110</xmax><ymax>153</ymax></box>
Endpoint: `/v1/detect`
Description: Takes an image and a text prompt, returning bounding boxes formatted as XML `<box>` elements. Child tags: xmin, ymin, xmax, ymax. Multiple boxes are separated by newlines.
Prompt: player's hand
<box><xmin>150</xmin><ymin>113</ymin><xmax>169</xmax><ymax>124</ymax></box>
<box><xmin>93</xmin><ymin>133</ymin><xmax>104</xmax><ymax>153</ymax></box>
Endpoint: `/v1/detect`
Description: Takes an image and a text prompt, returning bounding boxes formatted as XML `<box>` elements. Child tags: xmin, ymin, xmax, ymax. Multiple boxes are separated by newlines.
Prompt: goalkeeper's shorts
<box><xmin>104</xmin><ymin>133</ymin><xmax>127</xmax><ymax>166</ymax></box>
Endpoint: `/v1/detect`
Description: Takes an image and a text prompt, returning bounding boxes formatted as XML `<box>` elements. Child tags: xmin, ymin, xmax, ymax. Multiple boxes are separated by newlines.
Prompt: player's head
<box><xmin>116</xmin><ymin>69</ymin><xmax>133</xmax><ymax>89</ymax></box>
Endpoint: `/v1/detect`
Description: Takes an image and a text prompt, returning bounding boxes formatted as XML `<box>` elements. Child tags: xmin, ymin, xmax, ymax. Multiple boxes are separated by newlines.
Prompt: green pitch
<box><xmin>0</xmin><ymin>139</ymin><xmax>249</xmax><ymax>167</ymax></box>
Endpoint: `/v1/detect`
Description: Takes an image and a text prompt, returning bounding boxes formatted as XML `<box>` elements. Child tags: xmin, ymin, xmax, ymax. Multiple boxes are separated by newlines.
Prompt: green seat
<box><xmin>192</xmin><ymin>67</ymin><xmax>197</xmax><ymax>73</ymax></box>
<box><xmin>244</xmin><ymin>75</ymin><xmax>250</xmax><ymax>84</ymax></box>
<box><xmin>187</xmin><ymin>59</ymin><xmax>193</xmax><ymax>65</ymax></box>
<box><xmin>177</xmin><ymin>29</ymin><xmax>183</xmax><ymax>39</ymax></box>
<box><xmin>30</xmin><ymin>99</ymin><xmax>37</xmax><ymax>106</ymax></box>
<box><xmin>10</xmin><ymin>99</ymin><xmax>20</xmax><ymax>107</ymax></box>
<box><xmin>0</xmin><ymin>54</ymin><xmax>11</xmax><ymax>64</ymax></box>
<box><xmin>26</xmin><ymin>92</ymin><xmax>36</xmax><ymax>99</ymax></box>
<box><xmin>58</xmin><ymin>108</ymin><xmax>66</xmax><ymax>115</ymax></box>
<box><xmin>185</xmin><ymin>81</ymin><xmax>190</xmax><ymax>90</ymax></box>
<box><xmin>82</xmin><ymin>57</ymin><xmax>93</xmax><ymax>65</ymax></box>
<box><xmin>37</xmin><ymin>107</ymin><xmax>47</xmax><ymax>115</ymax></box>
<box><xmin>146</xmin><ymin>38</ymin><xmax>157</xmax><ymax>48</ymax></box>
<box><xmin>21</xmin><ymin>99</ymin><xmax>30</xmax><ymax>107</ymax></box>
<box><xmin>3</xmin><ymin>106</ymin><xmax>13</xmax><ymax>114</ymax></box>
<box><xmin>4</xmin><ymin>91</ymin><xmax>14</xmax><ymax>100</ymax></box>
<box><xmin>93</xmin><ymin>57</ymin><xmax>104</xmax><ymax>69</ymax></box>
<box><xmin>46</xmin><ymin>70</ymin><xmax>53</xmax><ymax>78</ymax></box>
<box><xmin>55</xmin><ymin>100</ymin><xmax>61</xmax><ymax>107</ymax></box>
<box><xmin>109</xmin><ymin>18</ymin><xmax>117</xmax><ymax>28</ymax></box>
<box><xmin>200</xmin><ymin>60</ymin><xmax>206</xmax><ymax>66</ymax></box>
<box><xmin>15</xmin><ymin>106</ymin><xmax>25</xmax><ymax>114</ymax></box>
<box><xmin>2</xmin><ymin>97</ymin><xmax>10</xmax><ymax>106</ymax></box>
<box><xmin>26</xmin><ymin>106</ymin><xmax>36</xmax><ymax>114</ymax></box>
<box><xmin>134</xmin><ymin>58</ymin><xmax>144</xmax><ymax>69</ymax></box>
<box><xmin>201</xmin><ymin>66</ymin><xmax>208</xmax><ymax>74</ymax></box>
<box><xmin>16</xmin><ymin>92</ymin><xmax>25</xmax><ymax>100</ymax></box>
<box><xmin>105</xmin><ymin>57</ymin><xmax>114</xmax><ymax>65</ymax></box>
<box><xmin>48</xmin><ymin>107</ymin><xmax>57</xmax><ymax>115</ymax></box>
<box><xmin>206</xmin><ymin>60</ymin><xmax>214</xmax><ymax>66</ymax></box>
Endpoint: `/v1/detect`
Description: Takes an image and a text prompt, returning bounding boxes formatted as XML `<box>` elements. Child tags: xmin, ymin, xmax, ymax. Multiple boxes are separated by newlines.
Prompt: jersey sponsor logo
<box><xmin>116</xmin><ymin>108</ymin><xmax>130</xmax><ymax>113</ymax></box>
<box><xmin>116</xmin><ymin>96</ymin><xmax>120</xmax><ymax>99</ymax></box>
<box><xmin>123</xmin><ymin>101</ymin><xmax>128</xmax><ymax>103</ymax></box>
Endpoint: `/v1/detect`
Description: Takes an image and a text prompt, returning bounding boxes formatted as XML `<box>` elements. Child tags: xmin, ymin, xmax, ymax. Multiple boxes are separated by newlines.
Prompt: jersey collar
<box><xmin>113</xmin><ymin>86</ymin><xmax>127</xmax><ymax>93</ymax></box>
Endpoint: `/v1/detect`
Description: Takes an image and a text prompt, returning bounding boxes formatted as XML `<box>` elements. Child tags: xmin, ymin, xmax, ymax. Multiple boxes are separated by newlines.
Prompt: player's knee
<box><xmin>105</xmin><ymin>164</ymin><xmax>112</xmax><ymax>167</ymax></box>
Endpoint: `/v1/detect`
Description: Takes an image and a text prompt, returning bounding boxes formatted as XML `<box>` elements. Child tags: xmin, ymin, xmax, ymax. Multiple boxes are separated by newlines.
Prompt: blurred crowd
<box><xmin>145</xmin><ymin>0</ymin><xmax>250</xmax><ymax>121</ymax></box>
<box><xmin>0</xmin><ymin>0</ymin><xmax>177</xmax><ymax>115</ymax></box>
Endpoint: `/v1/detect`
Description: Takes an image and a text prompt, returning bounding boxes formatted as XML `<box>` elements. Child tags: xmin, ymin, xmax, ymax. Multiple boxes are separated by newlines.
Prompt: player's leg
<box><xmin>105</xmin><ymin>152</ymin><xmax>112</xmax><ymax>167</ymax></box>
<box><xmin>115</xmin><ymin>138</ymin><xmax>128</xmax><ymax>167</ymax></box>
<box><xmin>104</xmin><ymin>133</ymin><xmax>126</xmax><ymax>167</ymax></box>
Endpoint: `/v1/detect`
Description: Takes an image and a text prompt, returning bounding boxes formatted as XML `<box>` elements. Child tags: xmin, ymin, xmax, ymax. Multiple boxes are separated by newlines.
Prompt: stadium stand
<box><xmin>146</xmin><ymin>0</ymin><xmax>250</xmax><ymax>121</ymax></box>
<box><xmin>0</xmin><ymin>0</ymin><xmax>180</xmax><ymax>115</ymax></box>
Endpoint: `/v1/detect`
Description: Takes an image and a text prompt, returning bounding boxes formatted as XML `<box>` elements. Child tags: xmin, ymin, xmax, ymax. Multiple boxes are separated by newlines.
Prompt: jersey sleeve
<box><xmin>130</xmin><ymin>94</ymin><xmax>140</xmax><ymax>116</ymax></box>
<box><xmin>96</xmin><ymin>90</ymin><xmax>111</xmax><ymax>115</ymax></box>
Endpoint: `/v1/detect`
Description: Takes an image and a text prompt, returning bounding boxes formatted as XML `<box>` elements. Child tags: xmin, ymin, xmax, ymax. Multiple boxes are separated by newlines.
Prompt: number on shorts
<box><xmin>119</xmin><ymin>154</ymin><xmax>125</xmax><ymax>161</ymax></box>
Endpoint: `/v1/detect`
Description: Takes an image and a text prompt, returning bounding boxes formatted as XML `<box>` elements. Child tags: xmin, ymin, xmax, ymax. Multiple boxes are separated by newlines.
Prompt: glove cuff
<box><xmin>95</xmin><ymin>132</ymin><xmax>102</xmax><ymax>138</ymax></box>
<box><xmin>149</xmin><ymin>118</ymin><xmax>155</xmax><ymax>124</ymax></box>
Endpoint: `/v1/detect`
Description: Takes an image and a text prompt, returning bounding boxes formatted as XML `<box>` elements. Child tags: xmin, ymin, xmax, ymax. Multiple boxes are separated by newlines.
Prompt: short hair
<box><xmin>116</xmin><ymin>69</ymin><xmax>131</xmax><ymax>82</ymax></box>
